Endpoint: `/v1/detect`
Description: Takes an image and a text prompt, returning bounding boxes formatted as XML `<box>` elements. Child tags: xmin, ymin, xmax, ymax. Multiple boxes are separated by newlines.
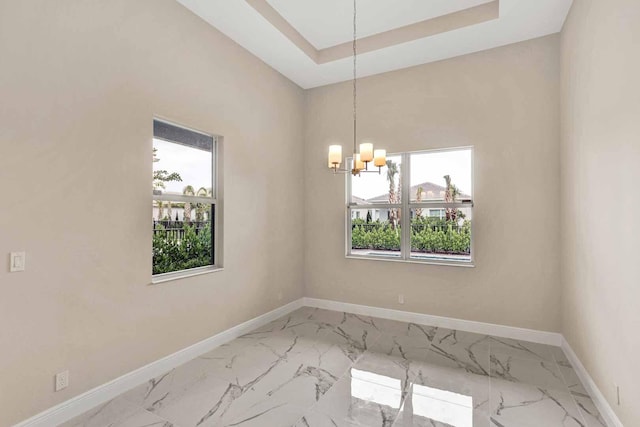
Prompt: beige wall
<box><xmin>0</xmin><ymin>1</ymin><xmax>305</xmax><ymax>425</ymax></box>
<box><xmin>6</xmin><ymin>1</ymin><xmax>637</xmax><ymax>425</ymax></box>
<box><xmin>304</xmin><ymin>36</ymin><xmax>562</xmax><ymax>332</ymax></box>
<box><xmin>560</xmin><ymin>0</ymin><xmax>640</xmax><ymax>425</ymax></box>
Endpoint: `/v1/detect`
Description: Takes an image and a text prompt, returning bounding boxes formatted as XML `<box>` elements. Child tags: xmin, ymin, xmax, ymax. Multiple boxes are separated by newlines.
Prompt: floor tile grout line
<box><xmin>553</xmin><ymin>355</ymin><xmax>596</xmax><ymax>427</ymax></box>
<box><xmin>292</xmin><ymin>310</ymin><xmax>382</xmax><ymax>425</ymax></box>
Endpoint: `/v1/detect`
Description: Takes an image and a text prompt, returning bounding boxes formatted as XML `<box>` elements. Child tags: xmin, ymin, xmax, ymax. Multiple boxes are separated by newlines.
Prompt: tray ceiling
<box><xmin>266</xmin><ymin>0</ymin><xmax>496</xmax><ymax>49</ymax></box>
<box><xmin>176</xmin><ymin>0</ymin><xmax>573</xmax><ymax>88</ymax></box>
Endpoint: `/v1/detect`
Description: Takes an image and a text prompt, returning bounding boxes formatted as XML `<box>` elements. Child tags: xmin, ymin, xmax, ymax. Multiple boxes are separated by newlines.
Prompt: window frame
<box><xmin>345</xmin><ymin>146</ymin><xmax>474</xmax><ymax>267</ymax></box>
<box><xmin>151</xmin><ymin>118</ymin><xmax>223</xmax><ymax>283</ymax></box>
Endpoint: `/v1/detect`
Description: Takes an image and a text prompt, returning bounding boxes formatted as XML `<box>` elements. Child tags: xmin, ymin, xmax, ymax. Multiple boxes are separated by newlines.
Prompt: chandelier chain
<box><xmin>353</xmin><ymin>0</ymin><xmax>357</xmax><ymax>154</ymax></box>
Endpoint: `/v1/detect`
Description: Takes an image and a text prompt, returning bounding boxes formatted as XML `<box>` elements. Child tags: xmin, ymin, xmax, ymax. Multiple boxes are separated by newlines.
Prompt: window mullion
<box><xmin>401</xmin><ymin>152</ymin><xmax>411</xmax><ymax>260</ymax></box>
<box><xmin>347</xmin><ymin>204</ymin><xmax>401</xmax><ymax>209</ymax></box>
<box><xmin>346</xmin><ymin>161</ymin><xmax>352</xmax><ymax>256</ymax></box>
<box><xmin>407</xmin><ymin>201</ymin><xmax>473</xmax><ymax>209</ymax></box>
<box><xmin>153</xmin><ymin>194</ymin><xmax>215</xmax><ymax>204</ymax></box>
<box><xmin>346</xmin><ymin>206</ymin><xmax>352</xmax><ymax>256</ymax></box>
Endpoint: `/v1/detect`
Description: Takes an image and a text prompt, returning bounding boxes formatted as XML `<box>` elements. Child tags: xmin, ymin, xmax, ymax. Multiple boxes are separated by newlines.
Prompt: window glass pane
<box><xmin>410</xmin><ymin>207</ymin><xmax>471</xmax><ymax>262</ymax></box>
<box><xmin>351</xmin><ymin>209</ymin><xmax>401</xmax><ymax>258</ymax></box>
<box><xmin>153</xmin><ymin>138</ymin><xmax>212</xmax><ymax>197</ymax></box>
<box><xmin>351</xmin><ymin>154</ymin><xmax>402</xmax><ymax>205</ymax></box>
<box><xmin>153</xmin><ymin>201</ymin><xmax>214</xmax><ymax>274</ymax></box>
<box><xmin>352</xmin><ymin>208</ymin><xmax>390</xmax><ymax>223</ymax></box>
<box><xmin>410</xmin><ymin>149</ymin><xmax>472</xmax><ymax>202</ymax></box>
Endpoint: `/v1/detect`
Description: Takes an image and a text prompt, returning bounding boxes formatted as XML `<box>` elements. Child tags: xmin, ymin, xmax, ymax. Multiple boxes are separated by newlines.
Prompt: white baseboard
<box><xmin>14</xmin><ymin>297</ymin><xmax>623</xmax><ymax>427</ymax></box>
<box><xmin>303</xmin><ymin>297</ymin><xmax>563</xmax><ymax>346</ymax></box>
<box><xmin>13</xmin><ymin>299</ymin><xmax>304</xmax><ymax>427</ymax></box>
<box><xmin>561</xmin><ymin>338</ymin><xmax>624</xmax><ymax>427</ymax></box>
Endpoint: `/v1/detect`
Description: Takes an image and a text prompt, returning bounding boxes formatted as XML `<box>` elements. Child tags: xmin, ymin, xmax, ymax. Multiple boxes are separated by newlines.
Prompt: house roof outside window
<box><xmin>357</xmin><ymin>181</ymin><xmax>471</xmax><ymax>204</ymax></box>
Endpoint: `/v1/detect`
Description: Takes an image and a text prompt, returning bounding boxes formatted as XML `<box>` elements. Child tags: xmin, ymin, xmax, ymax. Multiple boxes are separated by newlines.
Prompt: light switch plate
<box><xmin>10</xmin><ymin>252</ymin><xmax>26</xmax><ymax>272</ymax></box>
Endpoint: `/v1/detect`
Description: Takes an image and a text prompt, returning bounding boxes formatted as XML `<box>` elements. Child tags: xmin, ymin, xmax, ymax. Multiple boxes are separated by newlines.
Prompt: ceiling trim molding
<box><xmin>318</xmin><ymin>0</ymin><xmax>499</xmax><ymax>64</ymax></box>
<box><xmin>176</xmin><ymin>0</ymin><xmax>574</xmax><ymax>88</ymax></box>
<box><xmin>246</xmin><ymin>0</ymin><xmax>500</xmax><ymax>65</ymax></box>
<box><xmin>245</xmin><ymin>0</ymin><xmax>319</xmax><ymax>62</ymax></box>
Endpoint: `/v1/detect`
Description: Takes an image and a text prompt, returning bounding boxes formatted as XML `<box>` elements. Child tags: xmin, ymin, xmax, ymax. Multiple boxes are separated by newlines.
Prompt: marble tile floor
<box><xmin>60</xmin><ymin>307</ymin><xmax>607</xmax><ymax>427</ymax></box>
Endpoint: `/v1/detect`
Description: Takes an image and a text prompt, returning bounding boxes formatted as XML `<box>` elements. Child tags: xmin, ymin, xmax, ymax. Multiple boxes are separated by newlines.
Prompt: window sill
<box><xmin>151</xmin><ymin>265</ymin><xmax>224</xmax><ymax>285</ymax></box>
<box><xmin>345</xmin><ymin>255</ymin><xmax>475</xmax><ymax>268</ymax></box>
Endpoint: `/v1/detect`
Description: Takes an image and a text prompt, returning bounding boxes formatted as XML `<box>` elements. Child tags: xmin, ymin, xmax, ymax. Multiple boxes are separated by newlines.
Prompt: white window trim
<box><xmin>151</xmin><ymin>118</ymin><xmax>223</xmax><ymax>283</ymax></box>
<box><xmin>152</xmin><ymin>265</ymin><xmax>224</xmax><ymax>285</ymax></box>
<box><xmin>345</xmin><ymin>147</ymin><xmax>474</xmax><ymax>267</ymax></box>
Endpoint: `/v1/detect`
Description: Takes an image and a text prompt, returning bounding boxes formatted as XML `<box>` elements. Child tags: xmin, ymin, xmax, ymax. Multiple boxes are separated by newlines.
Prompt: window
<box><xmin>152</xmin><ymin>119</ymin><xmax>220</xmax><ymax>278</ymax></box>
<box><xmin>347</xmin><ymin>147</ymin><xmax>473</xmax><ymax>265</ymax></box>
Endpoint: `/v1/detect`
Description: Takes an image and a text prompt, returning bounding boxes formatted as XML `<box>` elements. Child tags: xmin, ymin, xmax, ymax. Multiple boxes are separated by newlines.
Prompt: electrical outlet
<box><xmin>9</xmin><ymin>252</ymin><xmax>26</xmax><ymax>272</ymax></box>
<box><xmin>398</xmin><ymin>294</ymin><xmax>405</xmax><ymax>304</ymax></box>
<box><xmin>616</xmin><ymin>384</ymin><xmax>620</xmax><ymax>406</ymax></box>
<box><xmin>55</xmin><ymin>370</ymin><xmax>69</xmax><ymax>392</ymax></box>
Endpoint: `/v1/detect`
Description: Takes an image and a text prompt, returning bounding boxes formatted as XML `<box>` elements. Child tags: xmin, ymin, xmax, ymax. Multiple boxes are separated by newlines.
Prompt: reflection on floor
<box><xmin>61</xmin><ymin>307</ymin><xmax>607</xmax><ymax>427</ymax></box>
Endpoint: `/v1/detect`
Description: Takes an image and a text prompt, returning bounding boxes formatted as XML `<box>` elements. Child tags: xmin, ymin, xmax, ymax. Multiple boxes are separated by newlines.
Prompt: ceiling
<box><xmin>176</xmin><ymin>0</ymin><xmax>573</xmax><ymax>89</ymax></box>
<box><xmin>266</xmin><ymin>0</ymin><xmax>496</xmax><ymax>49</ymax></box>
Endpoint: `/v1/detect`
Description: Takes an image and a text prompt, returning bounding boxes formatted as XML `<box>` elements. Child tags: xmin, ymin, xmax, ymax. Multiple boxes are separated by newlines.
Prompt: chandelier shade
<box><xmin>374</xmin><ymin>149</ymin><xmax>387</xmax><ymax>167</ymax></box>
<box><xmin>328</xmin><ymin>145</ymin><xmax>342</xmax><ymax>167</ymax></box>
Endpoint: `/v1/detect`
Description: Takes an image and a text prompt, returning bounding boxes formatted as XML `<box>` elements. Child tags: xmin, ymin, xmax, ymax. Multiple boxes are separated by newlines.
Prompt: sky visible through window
<box><xmin>153</xmin><ymin>139</ymin><xmax>212</xmax><ymax>194</ymax></box>
<box><xmin>154</xmin><ymin>140</ymin><xmax>470</xmax><ymax>201</ymax></box>
<box><xmin>351</xmin><ymin>149</ymin><xmax>472</xmax><ymax>200</ymax></box>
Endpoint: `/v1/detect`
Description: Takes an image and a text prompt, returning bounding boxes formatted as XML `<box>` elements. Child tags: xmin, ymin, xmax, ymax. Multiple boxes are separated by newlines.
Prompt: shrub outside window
<box><xmin>152</xmin><ymin>119</ymin><xmax>220</xmax><ymax>278</ymax></box>
<box><xmin>347</xmin><ymin>147</ymin><xmax>473</xmax><ymax>265</ymax></box>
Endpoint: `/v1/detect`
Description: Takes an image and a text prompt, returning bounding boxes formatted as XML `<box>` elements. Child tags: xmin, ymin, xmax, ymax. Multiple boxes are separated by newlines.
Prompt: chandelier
<box><xmin>327</xmin><ymin>0</ymin><xmax>386</xmax><ymax>176</ymax></box>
